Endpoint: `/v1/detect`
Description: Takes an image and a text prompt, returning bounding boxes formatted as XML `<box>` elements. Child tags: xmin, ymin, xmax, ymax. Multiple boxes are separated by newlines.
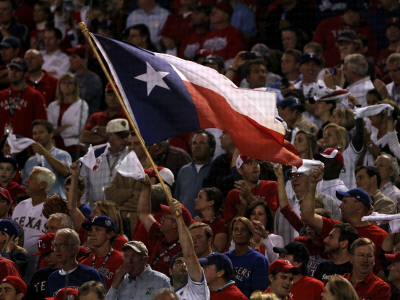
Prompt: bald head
<box><xmin>24</xmin><ymin>49</ymin><xmax>44</xmax><ymax>74</ymax></box>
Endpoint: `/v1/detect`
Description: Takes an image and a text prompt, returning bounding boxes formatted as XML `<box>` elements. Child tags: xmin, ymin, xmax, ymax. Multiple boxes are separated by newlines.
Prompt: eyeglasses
<box><xmin>51</xmin><ymin>242</ymin><xmax>72</xmax><ymax>250</ymax></box>
<box><xmin>288</xmin><ymin>173</ymin><xmax>306</xmax><ymax>179</ymax></box>
<box><xmin>60</xmin><ymin>81</ymin><xmax>75</xmax><ymax>85</ymax></box>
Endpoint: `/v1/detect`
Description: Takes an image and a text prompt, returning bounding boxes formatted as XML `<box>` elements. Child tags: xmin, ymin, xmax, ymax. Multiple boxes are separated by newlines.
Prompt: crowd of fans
<box><xmin>0</xmin><ymin>0</ymin><xmax>400</xmax><ymax>299</ymax></box>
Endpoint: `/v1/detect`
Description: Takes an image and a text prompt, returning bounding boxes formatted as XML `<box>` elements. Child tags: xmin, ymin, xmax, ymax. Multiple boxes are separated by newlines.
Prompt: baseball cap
<box><xmin>193</xmin><ymin>4</ymin><xmax>212</xmax><ymax>15</ymax></box>
<box><xmin>213</xmin><ymin>1</ymin><xmax>233</xmax><ymax>16</ymax></box>
<box><xmin>46</xmin><ymin>288</ymin><xmax>79</xmax><ymax>300</ymax></box>
<box><xmin>199</xmin><ymin>253</ymin><xmax>233</xmax><ymax>273</ymax></box>
<box><xmin>81</xmin><ymin>215</ymin><xmax>117</xmax><ymax>232</ymax></box>
<box><xmin>144</xmin><ymin>167</ymin><xmax>175</xmax><ymax>186</ymax></box>
<box><xmin>7</xmin><ymin>58</ymin><xmax>28</xmax><ymax>72</ymax></box>
<box><xmin>0</xmin><ymin>219</ymin><xmax>18</xmax><ymax>238</ymax></box>
<box><xmin>291</xmin><ymin>159</ymin><xmax>324</xmax><ymax>174</ymax></box>
<box><xmin>202</xmin><ymin>54</ymin><xmax>224</xmax><ymax>70</ymax></box>
<box><xmin>106</xmin><ymin>118</ymin><xmax>129</xmax><ymax>133</ymax></box>
<box><xmin>314</xmin><ymin>85</ymin><xmax>350</xmax><ymax>102</ymax></box>
<box><xmin>105</xmin><ymin>81</ymin><xmax>120</xmax><ymax>94</ymax></box>
<box><xmin>314</xmin><ymin>148</ymin><xmax>344</xmax><ymax>168</ymax></box>
<box><xmin>273</xmin><ymin>241</ymin><xmax>310</xmax><ymax>264</ymax></box>
<box><xmin>33</xmin><ymin>233</ymin><xmax>56</xmax><ymax>256</ymax></box>
<box><xmin>385</xmin><ymin>252</ymin><xmax>400</xmax><ymax>263</ymax></box>
<box><xmin>170</xmin><ymin>252</ymin><xmax>184</xmax><ymax>268</ymax></box>
<box><xmin>336</xmin><ymin>188</ymin><xmax>371</xmax><ymax>209</ymax></box>
<box><xmin>387</xmin><ymin>17</ymin><xmax>400</xmax><ymax>28</ymax></box>
<box><xmin>337</xmin><ymin>30</ymin><xmax>357</xmax><ymax>43</ymax></box>
<box><xmin>2</xmin><ymin>276</ymin><xmax>27</xmax><ymax>296</ymax></box>
<box><xmin>299</xmin><ymin>52</ymin><xmax>321</xmax><ymax>65</ymax></box>
<box><xmin>0</xmin><ymin>156</ymin><xmax>18</xmax><ymax>170</ymax></box>
<box><xmin>251</xmin><ymin>43</ymin><xmax>270</xmax><ymax>58</ymax></box>
<box><xmin>236</xmin><ymin>154</ymin><xmax>252</xmax><ymax>169</ymax></box>
<box><xmin>0</xmin><ymin>187</ymin><xmax>12</xmax><ymax>203</ymax></box>
<box><xmin>160</xmin><ymin>203</ymin><xmax>193</xmax><ymax>227</ymax></box>
<box><xmin>277</xmin><ymin>96</ymin><xmax>305</xmax><ymax>112</ymax></box>
<box><xmin>0</xmin><ymin>36</ymin><xmax>20</xmax><ymax>48</ymax></box>
<box><xmin>121</xmin><ymin>240</ymin><xmax>148</xmax><ymax>256</ymax></box>
<box><xmin>67</xmin><ymin>44</ymin><xmax>91</xmax><ymax>58</ymax></box>
<box><xmin>268</xmin><ymin>259</ymin><xmax>299</xmax><ymax>275</ymax></box>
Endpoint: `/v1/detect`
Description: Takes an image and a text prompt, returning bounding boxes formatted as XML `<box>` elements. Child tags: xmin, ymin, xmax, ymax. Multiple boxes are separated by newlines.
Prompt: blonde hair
<box><xmin>325</xmin><ymin>276</ymin><xmax>358</xmax><ymax>300</ymax></box>
<box><xmin>56</xmin><ymin>72</ymin><xmax>80</xmax><ymax>104</ymax></box>
<box><xmin>250</xmin><ymin>291</ymin><xmax>279</xmax><ymax>300</ymax></box>
<box><xmin>323</xmin><ymin>123</ymin><xmax>349</xmax><ymax>152</ymax></box>
<box><xmin>332</xmin><ymin>108</ymin><xmax>355</xmax><ymax>131</ymax></box>
<box><xmin>93</xmin><ymin>200</ymin><xmax>124</xmax><ymax>235</ymax></box>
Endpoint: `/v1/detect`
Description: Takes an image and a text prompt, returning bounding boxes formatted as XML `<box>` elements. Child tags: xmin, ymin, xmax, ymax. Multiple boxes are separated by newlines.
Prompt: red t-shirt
<box><xmin>83</xmin><ymin>110</ymin><xmax>129</xmax><ymax>131</ymax></box>
<box><xmin>343</xmin><ymin>272</ymin><xmax>391</xmax><ymax>300</ymax></box>
<box><xmin>160</xmin><ymin>12</ymin><xmax>193</xmax><ymax>46</ymax></box>
<box><xmin>289</xmin><ymin>275</ymin><xmax>324</xmax><ymax>300</ymax></box>
<box><xmin>312</xmin><ymin>15</ymin><xmax>377</xmax><ymax>68</ymax></box>
<box><xmin>25</xmin><ymin>71</ymin><xmax>58</xmax><ymax>106</ymax></box>
<box><xmin>210</xmin><ymin>282</ymin><xmax>248</xmax><ymax>300</ymax></box>
<box><xmin>321</xmin><ymin>217</ymin><xmax>387</xmax><ymax>270</ymax></box>
<box><xmin>81</xmin><ymin>249</ymin><xmax>124</xmax><ymax>289</ymax></box>
<box><xmin>148</xmin><ymin>222</ymin><xmax>182</xmax><ymax>277</ymax></box>
<box><xmin>5</xmin><ymin>180</ymin><xmax>25</xmax><ymax>201</ymax></box>
<box><xmin>201</xmin><ymin>26</ymin><xmax>245</xmax><ymax>62</ymax></box>
<box><xmin>265</xmin><ymin>286</ymin><xmax>294</xmax><ymax>300</ymax></box>
<box><xmin>0</xmin><ymin>86</ymin><xmax>47</xmax><ymax>139</ymax></box>
<box><xmin>224</xmin><ymin>180</ymin><xmax>278</xmax><ymax>223</ymax></box>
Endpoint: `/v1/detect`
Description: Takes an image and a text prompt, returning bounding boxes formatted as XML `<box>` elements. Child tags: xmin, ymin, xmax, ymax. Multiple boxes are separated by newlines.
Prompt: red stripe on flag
<box><xmin>183</xmin><ymin>81</ymin><xmax>302</xmax><ymax>167</ymax></box>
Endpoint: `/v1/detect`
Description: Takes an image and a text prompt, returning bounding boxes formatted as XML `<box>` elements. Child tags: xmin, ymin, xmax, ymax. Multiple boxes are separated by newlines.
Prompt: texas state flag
<box><xmin>92</xmin><ymin>34</ymin><xmax>301</xmax><ymax>166</ymax></box>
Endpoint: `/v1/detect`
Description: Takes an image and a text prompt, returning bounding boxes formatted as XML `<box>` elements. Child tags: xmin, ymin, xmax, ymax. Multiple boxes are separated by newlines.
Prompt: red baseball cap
<box><xmin>105</xmin><ymin>81</ymin><xmax>120</xmax><ymax>94</ymax></box>
<box><xmin>46</xmin><ymin>288</ymin><xmax>79</xmax><ymax>300</ymax></box>
<box><xmin>385</xmin><ymin>252</ymin><xmax>400</xmax><ymax>263</ymax></box>
<box><xmin>236</xmin><ymin>154</ymin><xmax>252</xmax><ymax>169</ymax></box>
<box><xmin>160</xmin><ymin>203</ymin><xmax>193</xmax><ymax>227</ymax></box>
<box><xmin>144</xmin><ymin>167</ymin><xmax>175</xmax><ymax>186</ymax></box>
<box><xmin>33</xmin><ymin>233</ymin><xmax>56</xmax><ymax>256</ymax></box>
<box><xmin>0</xmin><ymin>187</ymin><xmax>12</xmax><ymax>204</ymax></box>
<box><xmin>314</xmin><ymin>148</ymin><xmax>344</xmax><ymax>168</ymax></box>
<box><xmin>2</xmin><ymin>276</ymin><xmax>27</xmax><ymax>296</ymax></box>
<box><xmin>268</xmin><ymin>259</ymin><xmax>299</xmax><ymax>275</ymax></box>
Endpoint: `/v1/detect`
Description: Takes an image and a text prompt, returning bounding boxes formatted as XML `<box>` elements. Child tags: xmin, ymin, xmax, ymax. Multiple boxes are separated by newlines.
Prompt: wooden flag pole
<box><xmin>79</xmin><ymin>22</ymin><xmax>176</xmax><ymax>207</ymax></box>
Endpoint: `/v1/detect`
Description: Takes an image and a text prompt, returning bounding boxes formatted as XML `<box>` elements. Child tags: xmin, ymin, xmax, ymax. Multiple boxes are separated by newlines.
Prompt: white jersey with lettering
<box><xmin>12</xmin><ymin>198</ymin><xmax>47</xmax><ymax>255</ymax></box>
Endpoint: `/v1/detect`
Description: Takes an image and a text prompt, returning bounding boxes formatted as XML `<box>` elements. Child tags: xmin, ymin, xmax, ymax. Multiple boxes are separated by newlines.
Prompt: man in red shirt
<box><xmin>24</xmin><ymin>49</ymin><xmax>58</xmax><ymax>106</ymax></box>
<box><xmin>80</xmin><ymin>216</ymin><xmax>124</xmax><ymax>289</ymax></box>
<box><xmin>137</xmin><ymin>175</ymin><xmax>192</xmax><ymax>276</ymax></box>
<box><xmin>301</xmin><ymin>166</ymin><xmax>388</xmax><ymax>271</ymax></box>
<box><xmin>265</xmin><ymin>259</ymin><xmax>298</xmax><ymax>300</ymax></box>
<box><xmin>199</xmin><ymin>252</ymin><xmax>247</xmax><ymax>299</ymax></box>
<box><xmin>80</xmin><ymin>82</ymin><xmax>129</xmax><ymax>146</ymax></box>
<box><xmin>0</xmin><ymin>58</ymin><xmax>47</xmax><ymax>138</ymax></box>
<box><xmin>224</xmin><ymin>154</ymin><xmax>278</xmax><ymax>223</ymax></box>
<box><xmin>273</xmin><ymin>242</ymin><xmax>324</xmax><ymax>300</ymax></box>
<box><xmin>343</xmin><ymin>237</ymin><xmax>390</xmax><ymax>300</ymax></box>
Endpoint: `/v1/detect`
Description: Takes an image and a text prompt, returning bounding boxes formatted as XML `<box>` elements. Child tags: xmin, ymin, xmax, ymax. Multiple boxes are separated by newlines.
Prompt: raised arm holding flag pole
<box><xmin>78</xmin><ymin>22</ymin><xmax>302</xmax><ymax>208</ymax></box>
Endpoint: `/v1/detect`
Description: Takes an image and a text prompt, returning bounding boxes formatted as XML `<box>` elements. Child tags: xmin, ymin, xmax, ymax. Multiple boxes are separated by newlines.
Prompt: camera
<box><xmin>240</xmin><ymin>52</ymin><xmax>257</xmax><ymax>60</ymax></box>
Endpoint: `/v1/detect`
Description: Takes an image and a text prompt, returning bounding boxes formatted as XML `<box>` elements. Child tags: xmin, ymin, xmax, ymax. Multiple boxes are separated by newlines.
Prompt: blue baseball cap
<box><xmin>299</xmin><ymin>52</ymin><xmax>321</xmax><ymax>65</ymax></box>
<box><xmin>0</xmin><ymin>36</ymin><xmax>20</xmax><ymax>48</ymax></box>
<box><xmin>199</xmin><ymin>253</ymin><xmax>233</xmax><ymax>273</ymax></box>
<box><xmin>81</xmin><ymin>216</ymin><xmax>116</xmax><ymax>232</ymax></box>
<box><xmin>170</xmin><ymin>252</ymin><xmax>184</xmax><ymax>268</ymax></box>
<box><xmin>277</xmin><ymin>96</ymin><xmax>305</xmax><ymax>112</ymax></box>
<box><xmin>336</xmin><ymin>188</ymin><xmax>371</xmax><ymax>209</ymax></box>
<box><xmin>0</xmin><ymin>219</ymin><xmax>19</xmax><ymax>238</ymax></box>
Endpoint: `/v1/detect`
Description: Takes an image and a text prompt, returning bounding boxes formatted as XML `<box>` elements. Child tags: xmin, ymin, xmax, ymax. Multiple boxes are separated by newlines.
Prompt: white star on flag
<box><xmin>135</xmin><ymin>61</ymin><xmax>170</xmax><ymax>96</ymax></box>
